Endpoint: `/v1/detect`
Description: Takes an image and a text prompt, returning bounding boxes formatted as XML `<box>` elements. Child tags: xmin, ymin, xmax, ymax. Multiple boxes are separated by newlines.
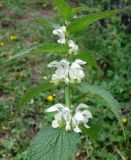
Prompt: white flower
<box><xmin>48</xmin><ymin>60</ymin><xmax>70</xmax><ymax>84</ymax></box>
<box><xmin>68</xmin><ymin>40</ymin><xmax>79</xmax><ymax>55</ymax></box>
<box><xmin>53</xmin><ymin>26</ymin><xmax>66</xmax><ymax>44</ymax></box>
<box><xmin>69</xmin><ymin>59</ymin><xmax>86</xmax><ymax>83</ymax></box>
<box><xmin>46</xmin><ymin>103</ymin><xmax>72</xmax><ymax>131</ymax></box>
<box><xmin>72</xmin><ymin>103</ymin><xmax>92</xmax><ymax>133</ymax></box>
<box><xmin>48</xmin><ymin>59</ymin><xmax>86</xmax><ymax>84</ymax></box>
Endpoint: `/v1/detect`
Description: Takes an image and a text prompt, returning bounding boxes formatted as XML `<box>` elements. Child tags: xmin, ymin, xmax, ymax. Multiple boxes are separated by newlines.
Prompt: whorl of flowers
<box><xmin>46</xmin><ymin>26</ymin><xmax>92</xmax><ymax>133</ymax></box>
<box><xmin>48</xmin><ymin>59</ymin><xmax>86</xmax><ymax>84</ymax></box>
<box><xmin>46</xmin><ymin>103</ymin><xmax>92</xmax><ymax>133</ymax></box>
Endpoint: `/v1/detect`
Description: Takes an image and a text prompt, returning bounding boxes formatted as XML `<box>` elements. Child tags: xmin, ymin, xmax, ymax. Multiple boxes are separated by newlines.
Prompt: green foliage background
<box><xmin>0</xmin><ymin>0</ymin><xmax>130</xmax><ymax>159</ymax></box>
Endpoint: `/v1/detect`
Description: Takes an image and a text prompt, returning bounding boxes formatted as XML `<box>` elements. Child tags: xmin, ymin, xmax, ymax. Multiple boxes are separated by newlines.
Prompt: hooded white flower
<box><xmin>72</xmin><ymin>103</ymin><xmax>92</xmax><ymax>133</ymax></box>
<box><xmin>48</xmin><ymin>60</ymin><xmax>70</xmax><ymax>84</ymax></box>
<box><xmin>48</xmin><ymin>59</ymin><xmax>86</xmax><ymax>84</ymax></box>
<box><xmin>69</xmin><ymin>59</ymin><xmax>86</xmax><ymax>83</ymax></box>
<box><xmin>68</xmin><ymin>40</ymin><xmax>79</xmax><ymax>55</ymax></box>
<box><xmin>46</xmin><ymin>103</ymin><xmax>72</xmax><ymax>131</ymax></box>
<box><xmin>53</xmin><ymin>26</ymin><xmax>66</xmax><ymax>44</ymax></box>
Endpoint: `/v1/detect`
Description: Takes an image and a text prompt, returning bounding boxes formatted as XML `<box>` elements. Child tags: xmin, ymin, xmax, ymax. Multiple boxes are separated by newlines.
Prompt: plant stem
<box><xmin>65</xmin><ymin>85</ymin><xmax>71</xmax><ymax>108</ymax></box>
<box><xmin>114</xmin><ymin>145</ymin><xmax>126</xmax><ymax>160</ymax></box>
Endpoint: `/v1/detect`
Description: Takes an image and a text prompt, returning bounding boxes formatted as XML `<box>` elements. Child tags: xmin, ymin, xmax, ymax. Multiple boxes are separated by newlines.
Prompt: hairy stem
<box><xmin>65</xmin><ymin>85</ymin><xmax>71</xmax><ymax>108</ymax></box>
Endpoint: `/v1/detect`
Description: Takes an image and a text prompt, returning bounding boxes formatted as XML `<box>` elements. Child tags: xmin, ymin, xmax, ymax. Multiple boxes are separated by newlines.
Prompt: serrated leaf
<box><xmin>55</xmin><ymin>0</ymin><xmax>73</xmax><ymax>21</ymax></box>
<box><xmin>18</xmin><ymin>82</ymin><xmax>53</xmax><ymax>107</ymax></box>
<box><xmin>78</xmin><ymin>82</ymin><xmax>125</xmax><ymax>137</ymax></box>
<box><xmin>8</xmin><ymin>44</ymin><xmax>69</xmax><ymax>61</ymax></box>
<box><xmin>80</xmin><ymin>119</ymin><xmax>102</xmax><ymax>140</ymax></box>
<box><xmin>27</xmin><ymin>126</ymin><xmax>80</xmax><ymax>160</ymax></box>
<box><xmin>68</xmin><ymin>10</ymin><xmax>120</xmax><ymax>34</ymax></box>
<box><xmin>36</xmin><ymin>18</ymin><xmax>53</xmax><ymax>29</ymax></box>
<box><xmin>75</xmin><ymin>51</ymin><xmax>98</xmax><ymax>68</ymax></box>
<box><xmin>72</xmin><ymin>7</ymin><xmax>99</xmax><ymax>14</ymax></box>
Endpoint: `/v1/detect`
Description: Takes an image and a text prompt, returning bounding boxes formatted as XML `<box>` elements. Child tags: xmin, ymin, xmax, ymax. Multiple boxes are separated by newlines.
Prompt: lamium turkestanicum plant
<box><xmin>8</xmin><ymin>0</ymin><xmax>128</xmax><ymax>160</ymax></box>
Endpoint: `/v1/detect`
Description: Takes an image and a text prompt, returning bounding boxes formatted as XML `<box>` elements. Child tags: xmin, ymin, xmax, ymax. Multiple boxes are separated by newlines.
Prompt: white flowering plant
<box><xmin>8</xmin><ymin>0</ymin><xmax>127</xmax><ymax>160</ymax></box>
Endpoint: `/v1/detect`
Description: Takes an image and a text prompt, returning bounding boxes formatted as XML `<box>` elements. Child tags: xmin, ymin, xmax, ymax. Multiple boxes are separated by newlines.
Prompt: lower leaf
<box><xmin>27</xmin><ymin>126</ymin><xmax>80</xmax><ymax>160</ymax></box>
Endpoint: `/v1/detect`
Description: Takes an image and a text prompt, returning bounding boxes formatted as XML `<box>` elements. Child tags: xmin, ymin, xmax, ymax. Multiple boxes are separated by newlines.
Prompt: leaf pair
<box><xmin>7</xmin><ymin>42</ymin><xmax>98</xmax><ymax>68</ymax></box>
<box><xmin>39</xmin><ymin>0</ymin><xmax>122</xmax><ymax>34</ymax></box>
<box><xmin>18</xmin><ymin>81</ymin><xmax>125</xmax><ymax>137</ymax></box>
<box><xmin>55</xmin><ymin>0</ymin><xmax>121</xmax><ymax>35</ymax></box>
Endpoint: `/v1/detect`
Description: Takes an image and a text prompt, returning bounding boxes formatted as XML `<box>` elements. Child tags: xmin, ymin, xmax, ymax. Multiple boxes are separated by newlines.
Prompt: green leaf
<box><xmin>80</xmin><ymin>119</ymin><xmax>102</xmax><ymax>140</ymax></box>
<box><xmin>36</xmin><ymin>18</ymin><xmax>53</xmax><ymax>29</ymax></box>
<box><xmin>8</xmin><ymin>44</ymin><xmax>69</xmax><ymax>61</ymax></box>
<box><xmin>27</xmin><ymin>126</ymin><xmax>80</xmax><ymax>160</ymax></box>
<box><xmin>75</xmin><ymin>51</ymin><xmax>98</xmax><ymax>68</ymax></box>
<box><xmin>55</xmin><ymin>0</ymin><xmax>73</xmax><ymax>21</ymax></box>
<box><xmin>78</xmin><ymin>82</ymin><xmax>125</xmax><ymax>137</ymax></box>
<box><xmin>68</xmin><ymin>10</ymin><xmax>120</xmax><ymax>34</ymax></box>
<box><xmin>18</xmin><ymin>82</ymin><xmax>53</xmax><ymax>107</ymax></box>
<box><xmin>72</xmin><ymin>7</ymin><xmax>99</xmax><ymax>14</ymax></box>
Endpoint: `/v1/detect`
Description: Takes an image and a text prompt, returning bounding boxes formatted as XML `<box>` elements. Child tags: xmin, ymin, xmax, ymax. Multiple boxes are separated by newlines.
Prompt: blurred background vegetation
<box><xmin>0</xmin><ymin>0</ymin><xmax>131</xmax><ymax>159</ymax></box>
